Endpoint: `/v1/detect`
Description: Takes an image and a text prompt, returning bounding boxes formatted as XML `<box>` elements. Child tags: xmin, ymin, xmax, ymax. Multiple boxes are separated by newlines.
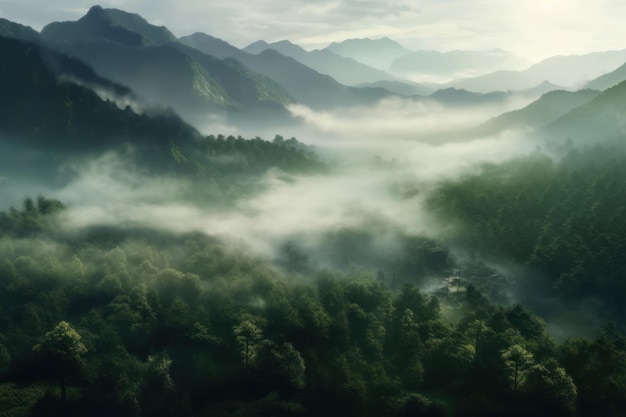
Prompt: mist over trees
<box><xmin>3</xmin><ymin>5</ymin><xmax>626</xmax><ymax>417</ymax></box>
<box><xmin>2</xmin><ymin>200</ymin><xmax>624</xmax><ymax>417</ymax></box>
<box><xmin>426</xmin><ymin>145</ymin><xmax>626</xmax><ymax>324</ymax></box>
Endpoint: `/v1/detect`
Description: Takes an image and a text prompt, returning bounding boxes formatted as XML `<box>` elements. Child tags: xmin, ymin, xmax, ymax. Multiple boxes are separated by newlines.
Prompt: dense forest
<box><xmin>1</xmin><ymin>191</ymin><xmax>626</xmax><ymax>417</ymax></box>
<box><xmin>426</xmin><ymin>144</ymin><xmax>626</xmax><ymax>324</ymax></box>
<box><xmin>3</xmin><ymin>7</ymin><xmax>626</xmax><ymax>417</ymax></box>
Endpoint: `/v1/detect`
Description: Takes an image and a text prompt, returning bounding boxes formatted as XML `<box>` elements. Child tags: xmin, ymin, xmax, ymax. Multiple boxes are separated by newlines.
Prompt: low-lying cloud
<box><xmin>288</xmin><ymin>96</ymin><xmax>534</xmax><ymax>144</ymax></box>
<box><xmin>47</xmin><ymin>97</ymin><xmax>541</xmax><ymax>270</ymax></box>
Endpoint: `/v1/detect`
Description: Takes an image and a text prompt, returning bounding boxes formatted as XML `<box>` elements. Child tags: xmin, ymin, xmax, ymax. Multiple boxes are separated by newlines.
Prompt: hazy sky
<box><xmin>2</xmin><ymin>0</ymin><xmax>626</xmax><ymax>61</ymax></box>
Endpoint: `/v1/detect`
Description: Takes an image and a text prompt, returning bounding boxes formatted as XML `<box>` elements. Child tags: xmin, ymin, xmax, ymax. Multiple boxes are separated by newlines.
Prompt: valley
<box><xmin>1</xmin><ymin>4</ymin><xmax>626</xmax><ymax>417</ymax></box>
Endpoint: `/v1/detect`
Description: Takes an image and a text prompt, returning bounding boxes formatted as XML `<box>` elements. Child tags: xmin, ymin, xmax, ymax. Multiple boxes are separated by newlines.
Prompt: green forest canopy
<box><xmin>0</xmin><ymin>195</ymin><xmax>625</xmax><ymax>417</ymax></box>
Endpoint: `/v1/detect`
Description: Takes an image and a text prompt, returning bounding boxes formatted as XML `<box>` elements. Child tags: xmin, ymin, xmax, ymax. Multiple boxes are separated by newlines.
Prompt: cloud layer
<box><xmin>3</xmin><ymin>0</ymin><xmax>626</xmax><ymax>60</ymax></box>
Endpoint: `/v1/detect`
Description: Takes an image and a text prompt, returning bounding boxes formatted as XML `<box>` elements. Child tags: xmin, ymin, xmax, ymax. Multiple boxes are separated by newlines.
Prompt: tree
<box><xmin>33</xmin><ymin>321</ymin><xmax>87</xmax><ymax>402</ymax></box>
<box><xmin>140</xmin><ymin>353</ymin><xmax>176</xmax><ymax>417</ymax></box>
<box><xmin>466</xmin><ymin>319</ymin><xmax>488</xmax><ymax>350</ymax></box>
<box><xmin>501</xmin><ymin>344</ymin><xmax>534</xmax><ymax>397</ymax></box>
<box><xmin>256</xmin><ymin>341</ymin><xmax>306</xmax><ymax>391</ymax></box>
<box><xmin>522</xmin><ymin>359</ymin><xmax>577</xmax><ymax>417</ymax></box>
<box><xmin>233</xmin><ymin>315</ymin><xmax>263</xmax><ymax>370</ymax></box>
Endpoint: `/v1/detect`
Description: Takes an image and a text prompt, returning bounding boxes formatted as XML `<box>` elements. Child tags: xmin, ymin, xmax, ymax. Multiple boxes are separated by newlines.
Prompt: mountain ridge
<box><xmin>475</xmin><ymin>89</ymin><xmax>601</xmax><ymax>137</ymax></box>
<box><xmin>325</xmin><ymin>37</ymin><xmax>411</xmax><ymax>70</ymax></box>
<box><xmin>39</xmin><ymin>9</ymin><xmax>295</xmax><ymax>122</ymax></box>
<box><xmin>180</xmin><ymin>32</ymin><xmax>395</xmax><ymax>109</ymax></box>
<box><xmin>390</xmin><ymin>49</ymin><xmax>529</xmax><ymax>78</ymax></box>
<box><xmin>447</xmin><ymin>50</ymin><xmax>626</xmax><ymax>93</ymax></box>
<box><xmin>242</xmin><ymin>38</ymin><xmax>401</xmax><ymax>86</ymax></box>
<box><xmin>0</xmin><ymin>18</ymin><xmax>40</xmax><ymax>42</ymax></box>
<box><xmin>585</xmin><ymin>62</ymin><xmax>626</xmax><ymax>91</ymax></box>
<box><xmin>544</xmin><ymin>79</ymin><xmax>626</xmax><ymax>143</ymax></box>
<box><xmin>41</xmin><ymin>5</ymin><xmax>176</xmax><ymax>46</ymax></box>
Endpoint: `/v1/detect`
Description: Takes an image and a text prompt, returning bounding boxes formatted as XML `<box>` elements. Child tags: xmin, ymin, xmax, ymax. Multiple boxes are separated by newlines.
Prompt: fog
<box><xmin>287</xmin><ymin>95</ymin><xmax>536</xmax><ymax>143</ymax></box>
<box><xmin>19</xmin><ymin>98</ymin><xmax>538</xmax><ymax>278</ymax></box>
<box><xmin>1</xmin><ymin>90</ymin><xmax>615</xmax><ymax>340</ymax></box>
<box><xmin>1</xmin><ymin>96</ymin><xmax>541</xmax><ymax>260</ymax></box>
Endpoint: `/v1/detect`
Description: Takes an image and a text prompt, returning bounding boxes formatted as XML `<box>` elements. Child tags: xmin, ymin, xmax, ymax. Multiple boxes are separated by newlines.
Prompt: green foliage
<box><xmin>33</xmin><ymin>321</ymin><xmax>87</xmax><ymax>363</ymax></box>
<box><xmin>256</xmin><ymin>341</ymin><xmax>306</xmax><ymax>390</ymax></box>
<box><xmin>558</xmin><ymin>331</ymin><xmax>626</xmax><ymax>417</ymax></box>
<box><xmin>233</xmin><ymin>314</ymin><xmax>263</xmax><ymax>369</ymax></box>
<box><xmin>32</xmin><ymin>321</ymin><xmax>87</xmax><ymax>403</ymax></box>
<box><xmin>427</xmin><ymin>146</ymin><xmax>626</xmax><ymax>318</ymax></box>
<box><xmin>0</xmin><ymin>200</ymin><xmax>623</xmax><ymax>416</ymax></box>
<box><xmin>0</xmin><ymin>197</ymin><xmax>64</xmax><ymax>237</ymax></box>
<box><xmin>0</xmin><ymin>36</ymin><xmax>323</xmax><ymax>199</ymax></box>
<box><xmin>521</xmin><ymin>359</ymin><xmax>577</xmax><ymax>417</ymax></box>
<box><xmin>0</xmin><ymin>383</ymin><xmax>49</xmax><ymax>417</ymax></box>
<box><xmin>501</xmin><ymin>344</ymin><xmax>534</xmax><ymax>394</ymax></box>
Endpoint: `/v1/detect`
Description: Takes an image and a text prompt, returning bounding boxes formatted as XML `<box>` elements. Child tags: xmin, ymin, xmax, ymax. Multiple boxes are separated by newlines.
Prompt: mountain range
<box><xmin>585</xmin><ymin>61</ymin><xmax>626</xmax><ymax>91</ymax></box>
<box><xmin>0</xmin><ymin>34</ymin><xmax>203</xmax><ymax>187</ymax></box>
<box><xmin>390</xmin><ymin>49</ymin><xmax>529</xmax><ymax>79</ymax></box>
<box><xmin>41</xmin><ymin>5</ymin><xmax>177</xmax><ymax>46</ymax></box>
<box><xmin>0</xmin><ymin>18</ymin><xmax>40</xmax><ymax>42</ymax></box>
<box><xmin>445</xmin><ymin>50</ymin><xmax>626</xmax><ymax>93</ymax></box>
<box><xmin>1</xmin><ymin>4</ymin><xmax>626</xmax><ymax>149</ymax></box>
<box><xmin>242</xmin><ymin>39</ymin><xmax>400</xmax><ymax>86</ymax></box>
<box><xmin>178</xmin><ymin>32</ymin><xmax>393</xmax><ymax>110</ymax></box>
<box><xmin>473</xmin><ymin>89</ymin><xmax>601</xmax><ymax>137</ymax></box>
<box><xmin>544</xmin><ymin>80</ymin><xmax>626</xmax><ymax>143</ymax></box>
<box><xmin>0</xmin><ymin>33</ymin><xmax>322</xmax><ymax>199</ymax></box>
<box><xmin>325</xmin><ymin>37</ymin><xmax>412</xmax><ymax>71</ymax></box>
<box><xmin>38</xmin><ymin>6</ymin><xmax>294</xmax><ymax>125</ymax></box>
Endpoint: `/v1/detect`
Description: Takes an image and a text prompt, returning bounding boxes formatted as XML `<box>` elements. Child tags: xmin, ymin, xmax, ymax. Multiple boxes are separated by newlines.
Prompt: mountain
<box><xmin>475</xmin><ymin>89</ymin><xmax>601</xmax><ymax>136</ymax></box>
<box><xmin>544</xmin><ymin>80</ymin><xmax>626</xmax><ymax>143</ymax></box>
<box><xmin>447</xmin><ymin>50</ymin><xmax>626</xmax><ymax>93</ymax></box>
<box><xmin>170</xmin><ymin>41</ymin><xmax>295</xmax><ymax>110</ymax></box>
<box><xmin>517</xmin><ymin>80</ymin><xmax>563</xmax><ymax>97</ymax></box>
<box><xmin>180</xmin><ymin>32</ymin><xmax>249</xmax><ymax>62</ymax></box>
<box><xmin>0</xmin><ymin>35</ymin><xmax>320</xmax><ymax>198</ymax></box>
<box><xmin>244</xmin><ymin>39</ymin><xmax>301</xmax><ymax>56</ymax></box>
<box><xmin>242</xmin><ymin>39</ymin><xmax>399</xmax><ymax>86</ymax></box>
<box><xmin>390</xmin><ymin>49</ymin><xmax>529</xmax><ymax>78</ymax></box>
<box><xmin>0</xmin><ymin>18</ymin><xmax>40</xmax><ymax>42</ymax></box>
<box><xmin>41</xmin><ymin>5</ymin><xmax>175</xmax><ymax>46</ymax></box>
<box><xmin>325</xmin><ymin>37</ymin><xmax>412</xmax><ymax>71</ymax></box>
<box><xmin>180</xmin><ymin>32</ymin><xmax>394</xmax><ymax>109</ymax></box>
<box><xmin>53</xmin><ymin>40</ymin><xmax>293</xmax><ymax>119</ymax></box>
<box><xmin>40</xmin><ymin>7</ymin><xmax>294</xmax><ymax>122</ymax></box>
<box><xmin>425</xmin><ymin>87</ymin><xmax>508</xmax><ymax>107</ymax></box>
<box><xmin>0</xmin><ymin>35</ymin><xmax>198</xmax><ymax>163</ymax></box>
<box><xmin>585</xmin><ymin>62</ymin><xmax>626</xmax><ymax>91</ymax></box>
<box><xmin>240</xmin><ymin>49</ymin><xmax>392</xmax><ymax>109</ymax></box>
<box><xmin>354</xmin><ymin>80</ymin><xmax>436</xmax><ymax>96</ymax></box>
<box><xmin>527</xmin><ymin>51</ymin><xmax>626</xmax><ymax>87</ymax></box>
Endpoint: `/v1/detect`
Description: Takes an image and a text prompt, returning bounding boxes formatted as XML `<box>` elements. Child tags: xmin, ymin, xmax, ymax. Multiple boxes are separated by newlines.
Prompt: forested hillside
<box><xmin>427</xmin><ymin>145</ymin><xmax>626</xmax><ymax>322</ymax></box>
<box><xmin>0</xmin><ymin>35</ymin><xmax>322</xmax><ymax>202</ymax></box>
<box><xmin>1</xmin><ymin>199</ymin><xmax>624</xmax><ymax>417</ymax></box>
<box><xmin>2</xmin><ymin>5</ymin><xmax>626</xmax><ymax>417</ymax></box>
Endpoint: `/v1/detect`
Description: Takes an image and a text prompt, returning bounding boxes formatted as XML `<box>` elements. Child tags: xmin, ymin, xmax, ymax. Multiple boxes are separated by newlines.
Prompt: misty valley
<box><xmin>2</xmin><ymin>5</ymin><xmax>626</xmax><ymax>417</ymax></box>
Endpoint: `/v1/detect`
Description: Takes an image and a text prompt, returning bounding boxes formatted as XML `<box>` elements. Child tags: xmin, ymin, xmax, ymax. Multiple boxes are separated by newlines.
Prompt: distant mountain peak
<box><xmin>324</xmin><ymin>37</ymin><xmax>411</xmax><ymax>70</ymax></box>
<box><xmin>429</xmin><ymin>87</ymin><xmax>472</xmax><ymax>97</ymax></box>
<box><xmin>274</xmin><ymin>40</ymin><xmax>298</xmax><ymax>47</ymax></box>
<box><xmin>86</xmin><ymin>4</ymin><xmax>105</xmax><ymax>16</ymax></box>
<box><xmin>41</xmin><ymin>5</ymin><xmax>176</xmax><ymax>46</ymax></box>
<box><xmin>245</xmin><ymin>40</ymin><xmax>270</xmax><ymax>49</ymax></box>
<box><xmin>328</xmin><ymin>36</ymin><xmax>406</xmax><ymax>48</ymax></box>
<box><xmin>243</xmin><ymin>39</ymin><xmax>307</xmax><ymax>56</ymax></box>
<box><xmin>0</xmin><ymin>18</ymin><xmax>40</xmax><ymax>42</ymax></box>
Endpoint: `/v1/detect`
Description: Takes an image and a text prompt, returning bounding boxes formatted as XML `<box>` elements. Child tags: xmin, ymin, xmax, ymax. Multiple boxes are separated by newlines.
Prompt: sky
<box><xmin>2</xmin><ymin>0</ymin><xmax>626</xmax><ymax>62</ymax></box>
